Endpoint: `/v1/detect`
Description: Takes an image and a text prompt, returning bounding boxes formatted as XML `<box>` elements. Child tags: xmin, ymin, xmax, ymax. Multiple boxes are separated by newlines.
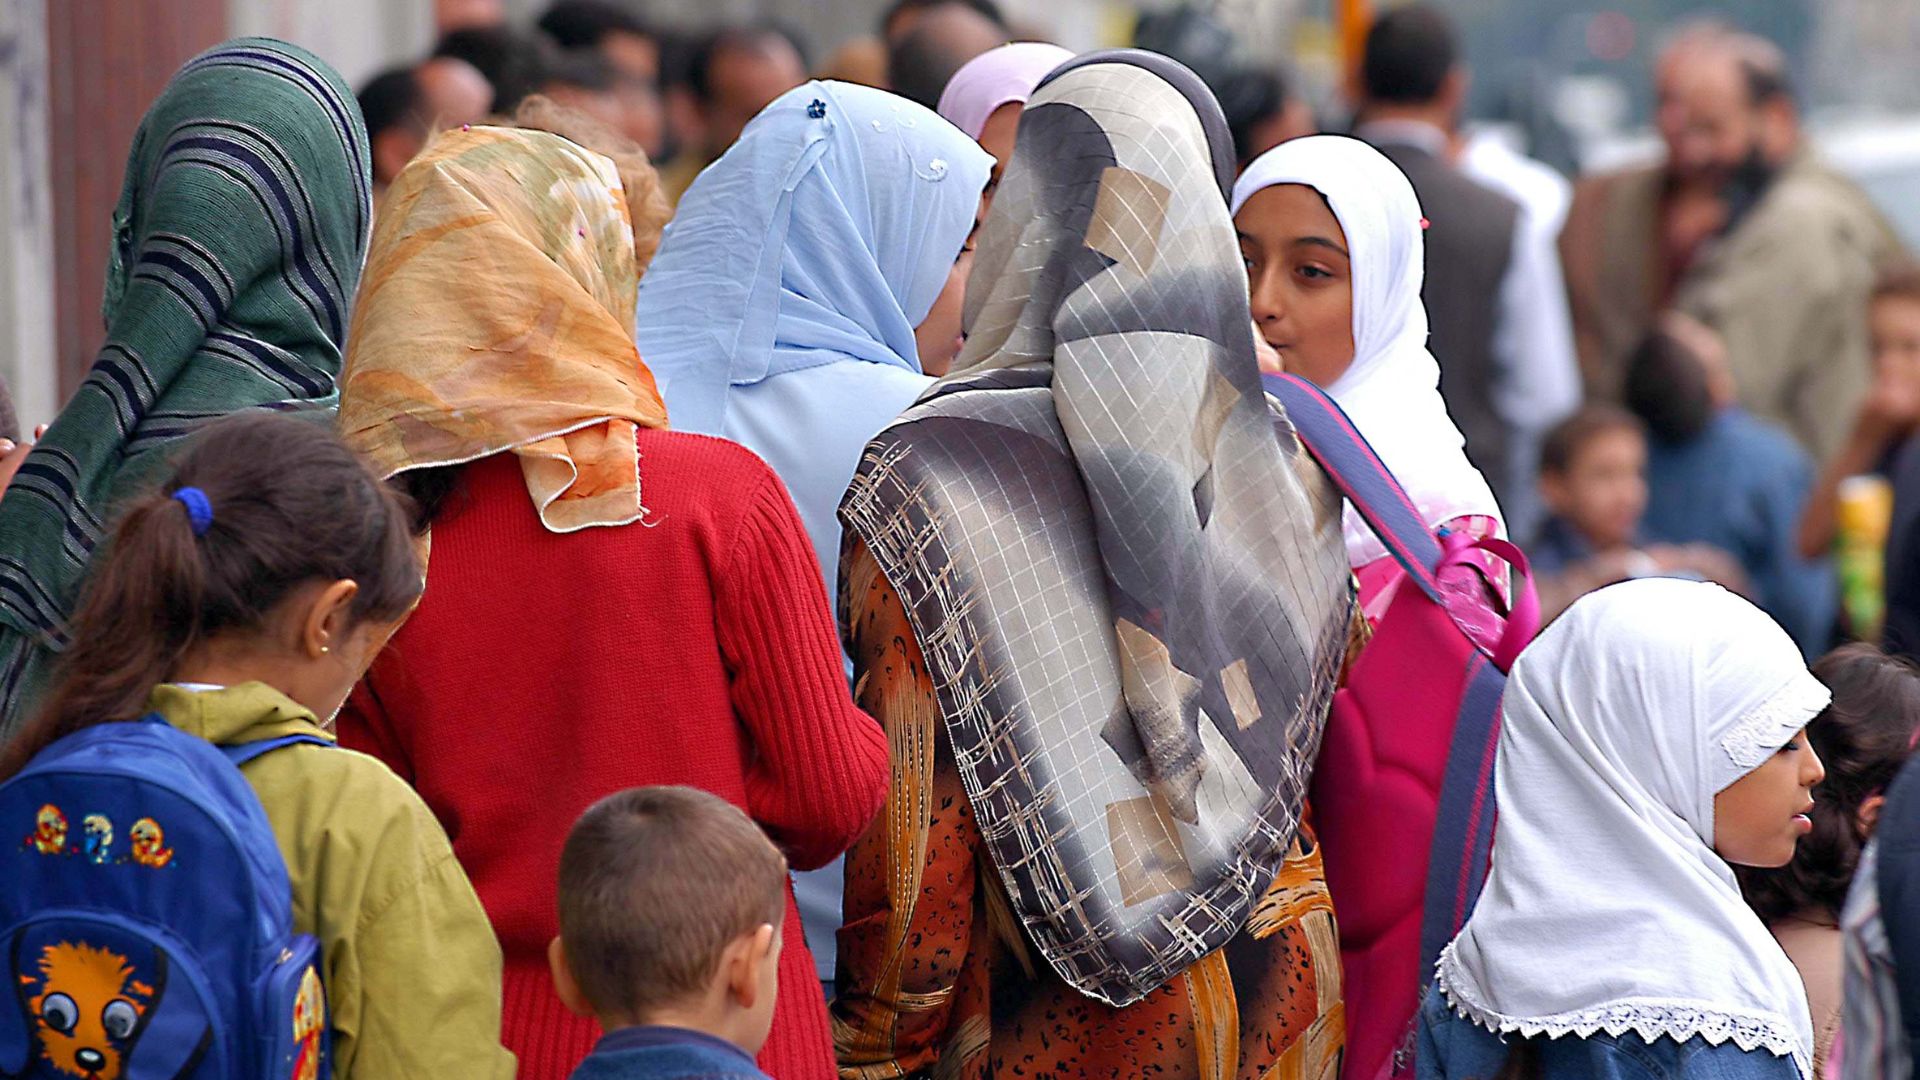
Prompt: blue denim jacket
<box><xmin>1416</xmin><ymin>987</ymin><xmax>1802</xmax><ymax>1079</ymax></box>
<box><xmin>567</xmin><ymin>1025</ymin><xmax>771</xmax><ymax>1080</ymax></box>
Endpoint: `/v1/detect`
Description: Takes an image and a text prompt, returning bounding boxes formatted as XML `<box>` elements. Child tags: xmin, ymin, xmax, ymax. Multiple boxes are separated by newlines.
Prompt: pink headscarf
<box><xmin>935</xmin><ymin>42</ymin><xmax>1075</xmax><ymax>140</ymax></box>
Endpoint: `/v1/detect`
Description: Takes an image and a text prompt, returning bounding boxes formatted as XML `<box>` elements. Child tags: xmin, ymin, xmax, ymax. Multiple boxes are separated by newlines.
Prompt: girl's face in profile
<box><xmin>1713</xmin><ymin>726</ymin><xmax>1826</xmax><ymax>868</ymax></box>
<box><xmin>1234</xmin><ymin>183</ymin><xmax>1357</xmax><ymax>389</ymax></box>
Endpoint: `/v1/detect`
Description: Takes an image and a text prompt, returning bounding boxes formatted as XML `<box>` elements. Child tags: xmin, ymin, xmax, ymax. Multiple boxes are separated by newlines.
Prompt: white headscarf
<box><xmin>1230</xmin><ymin>135</ymin><xmax>1502</xmax><ymax>567</ymax></box>
<box><xmin>1437</xmin><ymin>579</ymin><xmax>1828</xmax><ymax>1076</ymax></box>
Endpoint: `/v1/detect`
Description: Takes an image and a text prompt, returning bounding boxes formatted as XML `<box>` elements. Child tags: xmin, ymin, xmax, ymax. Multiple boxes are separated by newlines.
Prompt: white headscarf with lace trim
<box><xmin>1438</xmin><ymin>579</ymin><xmax>1825</xmax><ymax>1077</ymax></box>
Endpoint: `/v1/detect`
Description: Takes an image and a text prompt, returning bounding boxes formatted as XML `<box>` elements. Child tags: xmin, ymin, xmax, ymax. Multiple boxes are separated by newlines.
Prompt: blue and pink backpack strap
<box><xmin>1263</xmin><ymin>372</ymin><xmax>1448</xmax><ymax>605</ymax></box>
<box><xmin>1265</xmin><ymin>371</ymin><xmax>1527</xmax><ymax>979</ymax></box>
<box><xmin>1418</xmin><ymin>654</ymin><xmax>1504</xmax><ymax>975</ymax></box>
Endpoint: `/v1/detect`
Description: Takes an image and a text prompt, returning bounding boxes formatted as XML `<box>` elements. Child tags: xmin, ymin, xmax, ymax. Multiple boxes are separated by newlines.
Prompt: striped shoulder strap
<box><xmin>1263</xmin><ymin>372</ymin><xmax>1447</xmax><ymax>603</ymax></box>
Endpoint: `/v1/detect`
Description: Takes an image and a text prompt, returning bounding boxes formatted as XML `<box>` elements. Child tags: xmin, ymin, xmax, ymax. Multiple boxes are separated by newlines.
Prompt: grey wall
<box><xmin>0</xmin><ymin>0</ymin><xmax>54</xmax><ymax>428</ymax></box>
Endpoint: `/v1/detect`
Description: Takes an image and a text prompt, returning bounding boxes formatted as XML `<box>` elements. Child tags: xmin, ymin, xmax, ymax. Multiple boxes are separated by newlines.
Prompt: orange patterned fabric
<box><xmin>833</xmin><ymin>542</ymin><xmax>1345</xmax><ymax>1080</ymax></box>
<box><xmin>338</xmin><ymin>126</ymin><xmax>669</xmax><ymax>533</ymax></box>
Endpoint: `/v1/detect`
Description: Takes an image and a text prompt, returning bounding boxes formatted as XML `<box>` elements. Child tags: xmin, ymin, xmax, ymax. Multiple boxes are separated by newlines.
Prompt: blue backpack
<box><xmin>0</xmin><ymin>717</ymin><xmax>332</xmax><ymax>1080</ymax></box>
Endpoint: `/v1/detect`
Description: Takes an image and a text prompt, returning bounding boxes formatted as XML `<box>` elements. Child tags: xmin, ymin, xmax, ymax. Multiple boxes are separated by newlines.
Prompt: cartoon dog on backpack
<box><xmin>19</xmin><ymin>940</ymin><xmax>154</xmax><ymax>1080</ymax></box>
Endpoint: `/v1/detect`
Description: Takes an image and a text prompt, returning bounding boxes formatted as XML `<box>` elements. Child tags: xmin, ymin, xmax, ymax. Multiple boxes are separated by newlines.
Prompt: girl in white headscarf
<box><xmin>1423</xmin><ymin>578</ymin><xmax>1828</xmax><ymax>1079</ymax></box>
<box><xmin>1231</xmin><ymin>135</ymin><xmax>1502</xmax><ymax>578</ymax></box>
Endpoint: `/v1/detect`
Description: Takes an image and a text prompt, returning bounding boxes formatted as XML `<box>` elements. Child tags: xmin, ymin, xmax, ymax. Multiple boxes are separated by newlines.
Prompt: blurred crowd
<box><xmin>330</xmin><ymin>0</ymin><xmax>1920</xmax><ymax>667</ymax></box>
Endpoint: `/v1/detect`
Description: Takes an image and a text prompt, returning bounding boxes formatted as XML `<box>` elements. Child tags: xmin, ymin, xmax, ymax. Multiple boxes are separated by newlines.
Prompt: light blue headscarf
<box><xmin>633</xmin><ymin>82</ymin><xmax>989</xmax><ymax>986</ymax></box>
<box><xmin>633</xmin><ymin>79</ymin><xmax>990</xmax><ymax>596</ymax></box>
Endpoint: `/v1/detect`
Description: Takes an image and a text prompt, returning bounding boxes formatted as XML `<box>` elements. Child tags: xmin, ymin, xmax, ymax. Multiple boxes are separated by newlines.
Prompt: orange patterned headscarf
<box><xmin>338</xmin><ymin>126</ymin><xmax>668</xmax><ymax>532</ymax></box>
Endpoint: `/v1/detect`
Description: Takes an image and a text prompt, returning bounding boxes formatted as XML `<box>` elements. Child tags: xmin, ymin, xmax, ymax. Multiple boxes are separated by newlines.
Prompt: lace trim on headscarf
<box><xmin>1719</xmin><ymin>674</ymin><xmax>1833</xmax><ymax>776</ymax></box>
<box><xmin>1436</xmin><ymin>943</ymin><xmax>1811</xmax><ymax>1078</ymax></box>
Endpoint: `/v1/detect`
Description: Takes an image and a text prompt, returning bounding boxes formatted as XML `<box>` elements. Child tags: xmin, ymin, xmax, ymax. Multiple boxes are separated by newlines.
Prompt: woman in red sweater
<box><xmin>333</xmin><ymin>122</ymin><xmax>887</xmax><ymax>1080</ymax></box>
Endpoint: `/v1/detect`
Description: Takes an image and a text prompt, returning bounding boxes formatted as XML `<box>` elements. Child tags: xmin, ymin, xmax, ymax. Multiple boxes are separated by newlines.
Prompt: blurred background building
<box><xmin>4</xmin><ymin>0</ymin><xmax>1919</xmax><ymax>423</ymax></box>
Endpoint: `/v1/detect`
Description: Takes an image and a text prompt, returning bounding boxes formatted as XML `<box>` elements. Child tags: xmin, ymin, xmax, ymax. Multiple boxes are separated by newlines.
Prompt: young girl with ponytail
<box><xmin>0</xmin><ymin>412</ymin><xmax>515</xmax><ymax>1080</ymax></box>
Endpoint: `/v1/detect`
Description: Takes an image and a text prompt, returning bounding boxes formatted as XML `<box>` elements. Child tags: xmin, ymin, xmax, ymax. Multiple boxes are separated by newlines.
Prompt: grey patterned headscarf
<box><xmin>838</xmin><ymin>51</ymin><xmax>1352</xmax><ymax>1005</ymax></box>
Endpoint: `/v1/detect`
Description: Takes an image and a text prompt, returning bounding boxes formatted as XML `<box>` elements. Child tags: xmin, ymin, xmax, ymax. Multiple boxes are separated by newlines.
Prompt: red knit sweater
<box><xmin>339</xmin><ymin>429</ymin><xmax>889</xmax><ymax>1080</ymax></box>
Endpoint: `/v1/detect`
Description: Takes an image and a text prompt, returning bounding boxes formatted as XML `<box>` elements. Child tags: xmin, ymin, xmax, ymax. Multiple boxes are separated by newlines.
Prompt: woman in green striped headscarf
<box><xmin>0</xmin><ymin>38</ymin><xmax>373</xmax><ymax>736</ymax></box>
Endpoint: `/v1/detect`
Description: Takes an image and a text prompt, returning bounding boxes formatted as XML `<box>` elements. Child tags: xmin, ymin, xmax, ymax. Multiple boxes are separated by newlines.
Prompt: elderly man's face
<box><xmin>1655</xmin><ymin>49</ymin><xmax>1762</xmax><ymax>187</ymax></box>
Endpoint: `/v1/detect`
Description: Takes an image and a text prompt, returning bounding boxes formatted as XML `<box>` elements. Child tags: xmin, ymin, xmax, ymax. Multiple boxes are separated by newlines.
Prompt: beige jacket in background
<box><xmin>1562</xmin><ymin>152</ymin><xmax>1905</xmax><ymax>462</ymax></box>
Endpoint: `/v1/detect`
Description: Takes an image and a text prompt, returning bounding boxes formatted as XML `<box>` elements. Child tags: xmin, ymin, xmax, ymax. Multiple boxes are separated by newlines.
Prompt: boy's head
<box><xmin>549</xmin><ymin>786</ymin><xmax>787</xmax><ymax>1053</ymax></box>
<box><xmin>1539</xmin><ymin>404</ymin><xmax>1649</xmax><ymax>552</ymax></box>
<box><xmin>1623</xmin><ymin>313</ymin><xmax>1731</xmax><ymax>445</ymax></box>
<box><xmin>1871</xmin><ymin>261</ymin><xmax>1920</xmax><ymax>392</ymax></box>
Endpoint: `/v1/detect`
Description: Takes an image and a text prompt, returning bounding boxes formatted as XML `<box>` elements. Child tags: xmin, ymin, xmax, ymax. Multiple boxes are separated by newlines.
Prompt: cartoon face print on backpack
<box><xmin>81</xmin><ymin>815</ymin><xmax>112</xmax><ymax>865</ymax></box>
<box><xmin>25</xmin><ymin>804</ymin><xmax>67</xmax><ymax>854</ymax></box>
<box><xmin>128</xmin><ymin>819</ymin><xmax>173</xmax><ymax>869</ymax></box>
<box><xmin>21</xmin><ymin>940</ymin><xmax>155</xmax><ymax>1080</ymax></box>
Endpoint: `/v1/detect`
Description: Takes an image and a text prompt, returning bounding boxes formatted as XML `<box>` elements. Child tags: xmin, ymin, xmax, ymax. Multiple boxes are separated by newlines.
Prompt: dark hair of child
<box><xmin>1539</xmin><ymin>403</ymin><xmax>1645</xmax><ymax>477</ymax></box>
<box><xmin>0</xmin><ymin>411</ymin><xmax>421</xmax><ymax>779</ymax></box>
<box><xmin>1739</xmin><ymin>643</ymin><xmax>1920</xmax><ymax>923</ymax></box>
<box><xmin>557</xmin><ymin>785</ymin><xmax>787</xmax><ymax>1021</ymax></box>
<box><xmin>1624</xmin><ymin>329</ymin><xmax>1716</xmax><ymax>445</ymax></box>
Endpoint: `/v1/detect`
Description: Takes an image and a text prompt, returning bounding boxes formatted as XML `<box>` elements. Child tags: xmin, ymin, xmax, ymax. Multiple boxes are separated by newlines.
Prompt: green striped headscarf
<box><xmin>0</xmin><ymin>38</ymin><xmax>371</xmax><ymax>736</ymax></box>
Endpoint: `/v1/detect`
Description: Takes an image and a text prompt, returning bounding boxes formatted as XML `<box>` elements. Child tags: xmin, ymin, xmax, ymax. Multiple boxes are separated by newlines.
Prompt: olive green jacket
<box><xmin>151</xmin><ymin>683</ymin><xmax>516</xmax><ymax>1080</ymax></box>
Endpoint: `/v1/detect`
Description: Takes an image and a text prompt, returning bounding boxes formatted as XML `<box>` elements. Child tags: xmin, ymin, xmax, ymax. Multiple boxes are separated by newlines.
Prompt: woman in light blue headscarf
<box><xmin>633</xmin><ymin>80</ymin><xmax>991</xmax><ymax>601</ymax></box>
<box><xmin>634</xmin><ymin>78</ymin><xmax>989</xmax><ymax>1003</ymax></box>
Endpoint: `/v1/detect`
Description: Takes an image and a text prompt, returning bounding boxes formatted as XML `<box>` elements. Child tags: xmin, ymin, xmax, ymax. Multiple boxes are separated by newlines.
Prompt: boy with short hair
<box><xmin>1530</xmin><ymin>403</ymin><xmax>1748</xmax><ymax>620</ymax></box>
<box><xmin>550</xmin><ymin>786</ymin><xmax>787</xmax><ymax>1080</ymax></box>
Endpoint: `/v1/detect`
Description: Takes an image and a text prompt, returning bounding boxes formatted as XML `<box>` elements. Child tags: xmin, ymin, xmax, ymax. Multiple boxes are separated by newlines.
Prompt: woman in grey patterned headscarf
<box><xmin>832</xmin><ymin>49</ymin><xmax>1356</xmax><ymax>1079</ymax></box>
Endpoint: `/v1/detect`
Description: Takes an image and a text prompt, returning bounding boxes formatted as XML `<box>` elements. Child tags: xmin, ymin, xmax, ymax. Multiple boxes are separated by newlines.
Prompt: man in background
<box><xmin>541</xmin><ymin>0</ymin><xmax>660</xmax><ymax>83</ymax></box>
<box><xmin>358</xmin><ymin>57</ymin><xmax>494</xmax><ymax>201</ymax></box>
<box><xmin>881</xmin><ymin>0</ymin><xmax>1006</xmax><ymax>44</ymax></box>
<box><xmin>658</xmin><ymin>25</ymin><xmax>808</xmax><ymax>204</ymax></box>
<box><xmin>1218</xmin><ymin>66</ymin><xmax>1317</xmax><ymax>169</ymax></box>
<box><xmin>538</xmin><ymin>50</ymin><xmax>628</xmax><ymax>135</ymax></box>
<box><xmin>1354</xmin><ymin>4</ymin><xmax>1580</xmax><ymax>538</ymax></box>
<box><xmin>1561</xmin><ymin>23</ymin><xmax>1903</xmax><ymax>461</ymax></box>
<box><xmin>885</xmin><ymin>1</ymin><xmax>1008</xmax><ymax>110</ymax></box>
<box><xmin>540</xmin><ymin>0</ymin><xmax>667</xmax><ymax>157</ymax></box>
<box><xmin>434</xmin><ymin>24</ymin><xmax>558</xmax><ymax>115</ymax></box>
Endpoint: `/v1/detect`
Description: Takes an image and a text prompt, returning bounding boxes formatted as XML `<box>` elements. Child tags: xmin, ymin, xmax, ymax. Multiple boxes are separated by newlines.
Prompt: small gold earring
<box><xmin>320</xmin><ymin>645</ymin><xmax>331</xmax><ymax>655</ymax></box>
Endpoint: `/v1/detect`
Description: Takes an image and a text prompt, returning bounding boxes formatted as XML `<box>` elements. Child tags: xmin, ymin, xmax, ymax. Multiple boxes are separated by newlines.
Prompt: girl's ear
<box><xmin>1860</xmin><ymin>793</ymin><xmax>1887</xmax><ymax>838</ymax></box>
<box><xmin>300</xmin><ymin>579</ymin><xmax>360</xmax><ymax>659</ymax></box>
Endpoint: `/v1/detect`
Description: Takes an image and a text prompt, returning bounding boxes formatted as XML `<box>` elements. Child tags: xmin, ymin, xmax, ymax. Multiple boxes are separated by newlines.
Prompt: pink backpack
<box><xmin>1268</xmin><ymin>373</ymin><xmax>1540</xmax><ymax>1080</ymax></box>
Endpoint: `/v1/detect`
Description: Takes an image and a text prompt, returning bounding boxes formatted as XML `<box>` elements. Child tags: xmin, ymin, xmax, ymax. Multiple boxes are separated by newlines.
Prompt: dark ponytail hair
<box><xmin>0</xmin><ymin>412</ymin><xmax>422</xmax><ymax>779</ymax></box>
<box><xmin>1739</xmin><ymin>643</ymin><xmax>1920</xmax><ymax>923</ymax></box>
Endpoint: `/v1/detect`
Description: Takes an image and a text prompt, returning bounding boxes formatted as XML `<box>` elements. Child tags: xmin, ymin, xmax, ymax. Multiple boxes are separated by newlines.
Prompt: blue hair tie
<box><xmin>172</xmin><ymin>487</ymin><xmax>214</xmax><ymax>537</ymax></box>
